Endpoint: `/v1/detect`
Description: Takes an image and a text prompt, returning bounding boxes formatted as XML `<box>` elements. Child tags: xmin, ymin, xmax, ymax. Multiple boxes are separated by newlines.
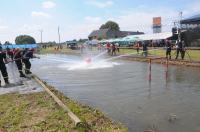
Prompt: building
<box><xmin>88</xmin><ymin>29</ymin><xmax>144</xmax><ymax>40</ymax></box>
<box><xmin>180</xmin><ymin>14</ymin><xmax>200</xmax><ymax>47</ymax></box>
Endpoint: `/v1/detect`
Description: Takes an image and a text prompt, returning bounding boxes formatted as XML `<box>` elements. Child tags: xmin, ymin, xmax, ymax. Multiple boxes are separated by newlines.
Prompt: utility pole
<box><xmin>178</xmin><ymin>11</ymin><xmax>183</xmax><ymax>42</ymax></box>
<box><xmin>39</xmin><ymin>30</ymin><xmax>43</xmax><ymax>44</ymax></box>
<box><xmin>58</xmin><ymin>26</ymin><xmax>61</xmax><ymax>44</ymax></box>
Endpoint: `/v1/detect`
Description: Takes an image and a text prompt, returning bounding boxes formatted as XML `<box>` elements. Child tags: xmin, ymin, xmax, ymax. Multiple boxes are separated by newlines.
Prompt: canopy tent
<box><xmin>99</xmin><ymin>32</ymin><xmax>172</xmax><ymax>45</ymax></box>
<box><xmin>99</xmin><ymin>39</ymin><xmax>107</xmax><ymax>43</ymax></box>
<box><xmin>1</xmin><ymin>44</ymin><xmax>38</xmax><ymax>49</ymax></box>
<box><xmin>181</xmin><ymin>14</ymin><xmax>200</xmax><ymax>24</ymax></box>
<box><xmin>123</xmin><ymin>36</ymin><xmax>143</xmax><ymax>42</ymax></box>
<box><xmin>131</xmin><ymin>32</ymin><xmax>172</xmax><ymax>41</ymax></box>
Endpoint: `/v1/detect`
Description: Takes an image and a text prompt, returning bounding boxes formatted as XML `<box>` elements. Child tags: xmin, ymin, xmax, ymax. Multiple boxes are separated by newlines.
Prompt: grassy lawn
<box><xmin>39</xmin><ymin>47</ymin><xmax>80</xmax><ymax>54</ymax></box>
<box><xmin>38</xmin><ymin>46</ymin><xmax>200</xmax><ymax>60</ymax></box>
<box><xmin>0</xmin><ymin>88</ymin><xmax>126</xmax><ymax>132</ymax></box>
<box><xmin>119</xmin><ymin>48</ymin><xmax>200</xmax><ymax>60</ymax></box>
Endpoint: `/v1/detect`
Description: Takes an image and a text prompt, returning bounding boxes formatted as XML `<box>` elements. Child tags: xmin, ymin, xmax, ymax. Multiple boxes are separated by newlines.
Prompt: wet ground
<box><xmin>32</xmin><ymin>54</ymin><xmax>200</xmax><ymax>132</ymax></box>
<box><xmin>0</xmin><ymin>63</ymin><xmax>43</xmax><ymax>95</ymax></box>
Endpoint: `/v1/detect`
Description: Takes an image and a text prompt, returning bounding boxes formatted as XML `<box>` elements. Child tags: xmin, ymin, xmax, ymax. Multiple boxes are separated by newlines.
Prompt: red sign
<box><xmin>153</xmin><ymin>17</ymin><xmax>161</xmax><ymax>25</ymax></box>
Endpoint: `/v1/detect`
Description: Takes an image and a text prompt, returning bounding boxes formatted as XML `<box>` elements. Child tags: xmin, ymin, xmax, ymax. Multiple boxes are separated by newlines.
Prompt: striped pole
<box><xmin>148</xmin><ymin>58</ymin><xmax>152</xmax><ymax>81</ymax></box>
<box><xmin>165</xmin><ymin>58</ymin><xmax>169</xmax><ymax>79</ymax></box>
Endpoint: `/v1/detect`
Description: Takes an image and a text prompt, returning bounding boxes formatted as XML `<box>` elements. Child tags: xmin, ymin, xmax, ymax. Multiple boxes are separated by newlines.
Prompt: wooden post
<box><xmin>148</xmin><ymin>59</ymin><xmax>152</xmax><ymax>81</ymax></box>
<box><xmin>33</xmin><ymin>75</ymin><xmax>82</xmax><ymax>126</ymax></box>
<box><xmin>165</xmin><ymin>58</ymin><xmax>169</xmax><ymax>79</ymax></box>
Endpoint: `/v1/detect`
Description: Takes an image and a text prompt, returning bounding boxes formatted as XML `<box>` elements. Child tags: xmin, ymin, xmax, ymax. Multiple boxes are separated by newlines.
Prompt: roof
<box><xmin>88</xmin><ymin>29</ymin><xmax>144</xmax><ymax>39</ymax></box>
<box><xmin>88</xmin><ymin>29</ymin><xmax>109</xmax><ymax>38</ymax></box>
<box><xmin>181</xmin><ymin>14</ymin><xmax>200</xmax><ymax>24</ymax></box>
<box><xmin>121</xmin><ymin>31</ymin><xmax>144</xmax><ymax>36</ymax></box>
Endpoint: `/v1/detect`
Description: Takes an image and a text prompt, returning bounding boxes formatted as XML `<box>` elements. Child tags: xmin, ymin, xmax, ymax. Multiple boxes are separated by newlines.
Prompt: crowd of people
<box><xmin>0</xmin><ymin>47</ymin><xmax>35</xmax><ymax>87</ymax></box>
<box><xmin>81</xmin><ymin>39</ymin><xmax>187</xmax><ymax>59</ymax></box>
<box><xmin>105</xmin><ymin>43</ymin><xmax>120</xmax><ymax>56</ymax></box>
<box><xmin>130</xmin><ymin>39</ymin><xmax>186</xmax><ymax>60</ymax></box>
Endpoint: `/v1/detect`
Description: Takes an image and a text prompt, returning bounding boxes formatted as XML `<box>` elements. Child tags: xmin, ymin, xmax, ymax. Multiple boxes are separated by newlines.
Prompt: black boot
<box><xmin>25</xmin><ymin>69</ymin><xmax>32</xmax><ymax>74</ymax></box>
<box><xmin>19</xmin><ymin>71</ymin><xmax>26</xmax><ymax>78</ymax></box>
<box><xmin>4</xmin><ymin>78</ymin><xmax>9</xmax><ymax>84</ymax></box>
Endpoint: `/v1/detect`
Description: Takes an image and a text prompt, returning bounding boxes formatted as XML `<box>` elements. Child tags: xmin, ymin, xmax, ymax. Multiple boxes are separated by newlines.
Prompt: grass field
<box><xmin>39</xmin><ymin>46</ymin><xmax>200</xmax><ymax>60</ymax></box>
<box><xmin>119</xmin><ymin>48</ymin><xmax>200</xmax><ymax>60</ymax></box>
<box><xmin>0</xmin><ymin>87</ymin><xmax>126</xmax><ymax>132</ymax></box>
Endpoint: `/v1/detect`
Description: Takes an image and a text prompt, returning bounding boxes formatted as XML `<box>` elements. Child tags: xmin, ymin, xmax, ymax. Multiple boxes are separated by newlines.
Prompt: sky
<box><xmin>0</xmin><ymin>0</ymin><xmax>200</xmax><ymax>43</ymax></box>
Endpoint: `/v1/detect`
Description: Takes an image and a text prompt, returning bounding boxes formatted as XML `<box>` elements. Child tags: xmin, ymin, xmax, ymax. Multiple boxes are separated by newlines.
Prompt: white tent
<box><xmin>128</xmin><ymin>32</ymin><xmax>173</xmax><ymax>41</ymax></box>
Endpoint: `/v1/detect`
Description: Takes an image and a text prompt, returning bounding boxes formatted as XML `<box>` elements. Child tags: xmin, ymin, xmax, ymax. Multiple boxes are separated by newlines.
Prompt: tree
<box><xmin>4</xmin><ymin>41</ymin><xmax>11</xmax><ymax>45</ymax></box>
<box><xmin>15</xmin><ymin>35</ymin><xmax>36</xmax><ymax>44</ymax></box>
<box><xmin>100</xmin><ymin>21</ymin><xmax>120</xmax><ymax>31</ymax></box>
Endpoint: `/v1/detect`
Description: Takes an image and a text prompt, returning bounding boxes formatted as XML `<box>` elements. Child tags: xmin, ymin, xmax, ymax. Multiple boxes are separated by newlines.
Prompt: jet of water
<box><xmin>104</xmin><ymin>49</ymin><xmax>160</xmax><ymax>62</ymax></box>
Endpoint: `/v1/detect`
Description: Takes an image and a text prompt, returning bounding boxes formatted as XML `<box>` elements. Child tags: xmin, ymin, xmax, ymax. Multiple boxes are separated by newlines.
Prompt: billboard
<box><xmin>153</xmin><ymin>17</ymin><xmax>162</xmax><ymax>33</ymax></box>
<box><xmin>153</xmin><ymin>17</ymin><xmax>161</xmax><ymax>25</ymax></box>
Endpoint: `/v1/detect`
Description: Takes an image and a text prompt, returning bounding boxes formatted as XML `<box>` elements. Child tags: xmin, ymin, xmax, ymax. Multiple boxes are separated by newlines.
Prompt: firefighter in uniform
<box><xmin>165</xmin><ymin>40</ymin><xmax>172</xmax><ymax>59</ymax></box>
<box><xmin>22</xmin><ymin>48</ymin><xmax>34</xmax><ymax>74</ymax></box>
<box><xmin>0</xmin><ymin>46</ymin><xmax>9</xmax><ymax>86</ymax></box>
<box><xmin>14</xmin><ymin>49</ymin><xmax>26</xmax><ymax>77</ymax></box>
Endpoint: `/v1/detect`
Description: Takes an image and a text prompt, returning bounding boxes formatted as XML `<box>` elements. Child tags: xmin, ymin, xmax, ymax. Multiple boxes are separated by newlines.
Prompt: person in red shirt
<box><xmin>106</xmin><ymin>43</ymin><xmax>111</xmax><ymax>54</ymax></box>
<box><xmin>135</xmin><ymin>42</ymin><xmax>140</xmax><ymax>54</ymax></box>
<box><xmin>111</xmin><ymin>43</ymin><xmax>116</xmax><ymax>56</ymax></box>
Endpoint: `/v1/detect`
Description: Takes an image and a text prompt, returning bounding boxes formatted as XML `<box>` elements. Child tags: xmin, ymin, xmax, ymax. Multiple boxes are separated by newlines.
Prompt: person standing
<box><xmin>0</xmin><ymin>46</ymin><xmax>9</xmax><ymax>86</ymax></box>
<box><xmin>116</xmin><ymin>43</ymin><xmax>120</xmax><ymax>53</ymax></box>
<box><xmin>106</xmin><ymin>43</ymin><xmax>111</xmax><ymax>55</ymax></box>
<box><xmin>136</xmin><ymin>42</ymin><xmax>140</xmax><ymax>54</ymax></box>
<box><xmin>181</xmin><ymin>40</ymin><xmax>186</xmax><ymax>60</ymax></box>
<box><xmin>142</xmin><ymin>41</ymin><xmax>148</xmax><ymax>57</ymax></box>
<box><xmin>111</xmin><ymin>43</ymin><xmax>116</xmax><ymax>56</ymax></box>
<box><xmin>22</xmin><ymin>48</ymin><xmax>35</xmax><ymax>74</ymax></box>
<box><xmin>165</xmin><ymin>40</ymin><xmax>172</xmax><ymax>59</ymax></box>
<box><xmin>175</xmin><ymin>40</ymin><xmax>183</xmax><ymax>59</ymax></box>
<box><xmin>14</xmin><ymin>49</ymin><xmax>26</xmax><ymax>77</ymax></box>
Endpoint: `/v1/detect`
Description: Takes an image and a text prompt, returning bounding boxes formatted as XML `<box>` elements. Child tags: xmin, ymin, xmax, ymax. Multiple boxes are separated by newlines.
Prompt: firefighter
<box><xmin>6</xmin><ymin>48</ymin><xmax>14</xmax><ymax>61</ymax></box>
<box><xmin>14</xmin><ymin>49</ymin><xmax>26</xmax><ymax>77</ymax></box>
<box><xmin>0</xmin><ymin>46</ymin><xmax>9</xmax><ymax>86</ymax></box>
<box><xmin>142</xmin><ymin>41</ymin><xmax>148</xmax><ymax>57</ymax></box>
<box><xmin>165</xmin><ymin>40</ymin><xmax>172</xmax><ymax>59</ymax></box>
<box><xmin>22</xmin><ymin>48</ymin><xmax>34</xmax><ymax>74</ymax></box>
<box><xmin>111</xmin><ymin>43</ymin><xmax>116</xmax><ymax>56</ymax></box>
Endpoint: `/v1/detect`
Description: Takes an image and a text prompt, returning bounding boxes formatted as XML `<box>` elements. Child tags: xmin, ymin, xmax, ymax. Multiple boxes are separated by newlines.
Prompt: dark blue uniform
<box><xmin>22</xmin><ymin>49</ymin><xmax>33</xmax><ymax>74</ymax></box>
<box><xmin>166</xmin><ymin>41</ymin><xmax>172</xmax><ymax>59</ymax></box>
<box><xmin>142</xmin><ymin>41</ymin><xmax>148</xmax><ymax>57</ymax></box>
<box><xmin>0</xmin><ymin>47</ymin><xmax>9</xmax><ymax>86</ymax></box>
<box><xmin>14</xmin><ymin>50</ymin><xmax>26</xmax><ymax>77</ymax></box>
<box><xmin>175</xmin><ymin>41</ymin><xmax>185</xmax><ymax>60</ymax></box>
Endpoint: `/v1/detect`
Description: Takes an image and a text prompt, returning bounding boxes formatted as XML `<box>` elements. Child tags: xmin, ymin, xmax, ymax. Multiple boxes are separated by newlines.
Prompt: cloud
<box><xmin>84</xmin><ymin>16</ymin><xmax>102</xmax><ymax>23</ymax></box>
<box><xmin>42</xmin><ymin>1</ymin><xmax>56</xmax><ymax>9</ymax></box>
<box><xmin>18</xmin><ymin>24</ymin><xmax>42</xmax><ymax>33</ymax></box>
<box><xmin>0</xmin><ymin>26</ymin><xmax>8</xmax><ymax>30</ymax></box>
<box><xmin>105</xmin><ymin>7</ymin><xmax>179</xmax><ymax>34</ymax></box>
<box><xmin>31</xmin><ymin>11</ymin><xmax>51</xmax><ymax>18</ymax></box>
<box><xmin>86</xmin><ymin>0</ymin><xmax>114</xmax><ymax>8</ymax></box>
<box><xmin>182</xmin><ymin>1</ymin><xmax>200</xmax><ymax>17</ymax></box>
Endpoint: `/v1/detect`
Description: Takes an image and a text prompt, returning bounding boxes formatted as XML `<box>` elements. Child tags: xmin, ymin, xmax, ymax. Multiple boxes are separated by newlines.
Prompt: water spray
<box><xmin>103</xmin><ymin>49</ymin><xmax>160</xmax><ymax>62</ymax></box>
